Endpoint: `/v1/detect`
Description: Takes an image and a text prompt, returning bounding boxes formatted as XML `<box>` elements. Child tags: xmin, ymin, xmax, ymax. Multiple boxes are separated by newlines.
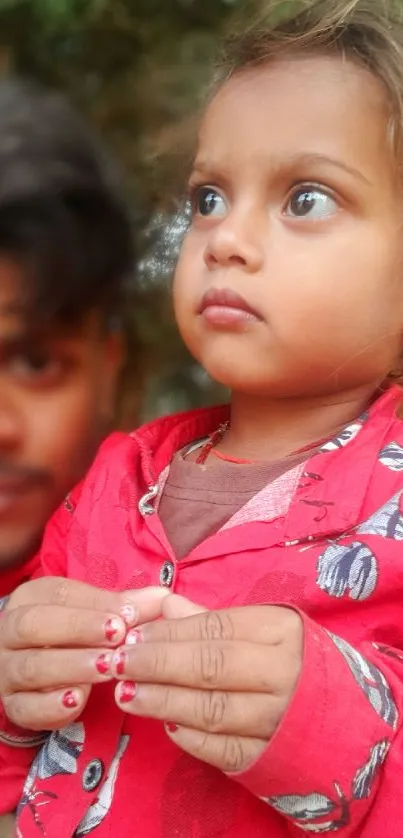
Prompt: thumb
<box><xmin>162</xmin><ymin>593</ymin><xmax>207</xmax><ymax>619</ymax></box>
<box><xmin>124</xmin><ymin>586</ymin><xmax>170</xmax><ymax>624</ymax></box>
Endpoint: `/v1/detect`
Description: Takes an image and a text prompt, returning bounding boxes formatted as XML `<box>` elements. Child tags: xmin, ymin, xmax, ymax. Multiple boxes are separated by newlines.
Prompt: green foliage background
<box><xmin>0</xmin><ymin>0</ymin><xmax>245</xmax><ymax>423</ymax></box>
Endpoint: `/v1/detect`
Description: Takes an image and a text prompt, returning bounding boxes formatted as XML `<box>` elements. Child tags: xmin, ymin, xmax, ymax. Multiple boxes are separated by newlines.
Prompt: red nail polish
<box><xmin>118</xmin><ymin>681</ymin><xmax>136</xmax><ymax>704</ymax></box>
<box><xmin>126</xmin><ymin>629</ymin><xmax>143</xmax><ymax>646</ymax></box>
<box><xmin>62</xmin><ymin>690</ymin><xmax>78</xmax><ymax>710</ymax></box>
<box><xmin>120</xmin><ymin>604</ymin><xmax>136</xmax><ymax>626</ymax></box>
<box><xmin>113</xmin><ymin>650</ymin><xmax>126</xmax><ymax>676</ymax></box>
<box><xmin>95</xmin><ymin>653</ymin><xmax>111</xmax><ymax>675</ymax></box>
<box><xmin>105</xmin><ymin>617</ymin><xmax>121</xmax><ymax>643</ymax></box>
<box><xmin>166</xmin><ymin>722</ymin><xmax>179</xmax><ymax>733</ymax></box>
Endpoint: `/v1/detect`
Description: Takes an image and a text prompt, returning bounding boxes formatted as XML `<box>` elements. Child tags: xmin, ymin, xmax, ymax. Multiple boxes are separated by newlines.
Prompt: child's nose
<box><xmin>203</xmin><ymin>216</ymin><xmax>263</xmax><ymax>274</ymax></box>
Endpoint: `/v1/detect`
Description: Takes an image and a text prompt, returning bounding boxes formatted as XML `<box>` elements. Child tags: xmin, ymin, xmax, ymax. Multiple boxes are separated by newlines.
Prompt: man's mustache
<box><xmin>0</xmin><ymin>462</ymin><xmax>51</xmax><ymax>485</ymax></box>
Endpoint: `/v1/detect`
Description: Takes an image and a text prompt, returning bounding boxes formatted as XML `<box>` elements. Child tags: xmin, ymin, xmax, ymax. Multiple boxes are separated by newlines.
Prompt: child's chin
<box><xmin>202</xmin><ymin>358</ymin><xmax>271</xmax><ymax>395</ymax></box>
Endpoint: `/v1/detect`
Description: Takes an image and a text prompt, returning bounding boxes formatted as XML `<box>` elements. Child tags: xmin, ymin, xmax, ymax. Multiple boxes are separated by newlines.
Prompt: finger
<box><xmin>9</xmin><ymin>577</ymin><xmax>133</xmax><ymax>618</ymax></box>
<box><xmin>2</xmin><ymin>685</ymin><xmax>91</xmax><ymax>732</ymax></box>
<box><xmin>2</xmin><ymin>647</ymin><xmax>120</xmax><ymax>694</ymax></box>
<box><xmin>0</xmin><ymin>605</ymin><xmax>128</xmax><ymax>651</ymax></box>
<box><xmin>112</xmin><ymin>640</ymin><xmax>300</xmax><ymax>694</ymax></box>
<box><xmin>165</xmin><ymin>725</ymin><xmax>264</xmax><ymax>774</ymax></box>
<box><xmin>9</xmin><ymin>579</ymin><xmax>169</xmax><ymax>628</ymax></box>
<box><xmin>115</xmin><ymin>681</ymin><xmax>284</xmax><ymax>739</ymax></box>
<box><xmin>1</xmin><ymin>586</ymin><xmax>171</xmax><ymax>651</ymax></box>
<box><xmin>162</xmin><ymin>594</ymin><xmax>207</xmax><ymax>620</ymax></box>
<box><xmin>136</xmin><ymin>606</ymin><xmax>300</xmax><ymax>646</ymax></box>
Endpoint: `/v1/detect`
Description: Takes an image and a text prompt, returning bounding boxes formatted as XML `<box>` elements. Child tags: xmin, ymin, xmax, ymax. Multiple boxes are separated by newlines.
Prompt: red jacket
<box><xmin>3</xmin><ymin>388</ymin><xmax>403</xmax><ymax>836</ymax></box>
<box><xmin>0</xmin><ymin>434</ymin><xmax>127</xmax><ymax>602</ymax></box>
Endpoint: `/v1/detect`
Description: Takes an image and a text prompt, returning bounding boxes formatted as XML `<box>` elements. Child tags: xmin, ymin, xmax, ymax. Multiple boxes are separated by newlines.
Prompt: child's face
<box><xmin>174</xmin><ymin>55</ymin><xmax>403</xmax><ymax>399</ymax></box>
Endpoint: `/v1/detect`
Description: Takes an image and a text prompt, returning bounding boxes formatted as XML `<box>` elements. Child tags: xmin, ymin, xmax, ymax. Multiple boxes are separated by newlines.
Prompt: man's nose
<box><xmin>0</xmin><ymin>399</ymin><xmax>22</xmax><ymax>451</ymax></box>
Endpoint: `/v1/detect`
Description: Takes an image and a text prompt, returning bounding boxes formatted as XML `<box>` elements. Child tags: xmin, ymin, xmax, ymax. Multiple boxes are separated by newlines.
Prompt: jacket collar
<box><xmin>285</xmin><ymin>385</ymin><xmax>403</xmax><ymax>542</ymax></box>
<box><xmin>131</xmin><ymin>386</ymin><xmax>403</xmax><ymax>545</ymax></box>
<box><xmin>131</xmin><ymin>404</ymin><xmax>229</xmax><ymax>488</ymax></box>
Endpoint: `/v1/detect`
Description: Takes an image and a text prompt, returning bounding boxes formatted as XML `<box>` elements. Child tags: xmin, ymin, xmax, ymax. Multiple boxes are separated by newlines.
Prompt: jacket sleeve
<box><xmin>234</xmin><ymin>614</ymin><xmax>403</xmax><ymax>835</ymax></box>
<box><xmin>0</xmin><ymin>709</ymin><xmax>47</xmax><ymax>814</ymax></box>
<box><xmin>0</xmin><ymin>482</ymin><xmax>83</xmax><ymax>812</ymax></box>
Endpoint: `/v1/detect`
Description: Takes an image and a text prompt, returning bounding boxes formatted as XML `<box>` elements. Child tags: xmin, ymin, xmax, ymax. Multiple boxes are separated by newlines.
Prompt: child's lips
<box><xmin>198</xmin><ymin>287</ymin><xmax>262</xmax><ymax>328</ymax></box>
<box><xmin>202</xmin><ymin>305</ymin><xmax>260</xmax><ymax>327</ymax></box>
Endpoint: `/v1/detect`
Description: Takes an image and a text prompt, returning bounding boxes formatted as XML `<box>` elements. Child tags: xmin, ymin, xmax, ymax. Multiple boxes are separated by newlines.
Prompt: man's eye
<box><xmin>191</xmin><ymin>186</ymin><xmax>227</xmax><ymax>218</ymax></box>
<box><xmin>284</xmin><ymin>187</ymin><xmax>338</xmax><ymax>220</ymax></box>
<box><xmin>8</xmin><ymin>351</ymin><xmax>63</xmax><ymax>381</ymax></box>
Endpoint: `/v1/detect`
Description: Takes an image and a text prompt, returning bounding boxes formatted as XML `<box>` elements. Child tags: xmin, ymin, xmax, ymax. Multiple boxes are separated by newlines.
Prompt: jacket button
<box><xmin>160</xmin><ymin>560</ymin><xmax>174</xmax><ymax>588</ymax></box>
<box><xmin>82</xmin><ymin>758</ymin><xmax>104</xmax><ymax>792</ymax></box>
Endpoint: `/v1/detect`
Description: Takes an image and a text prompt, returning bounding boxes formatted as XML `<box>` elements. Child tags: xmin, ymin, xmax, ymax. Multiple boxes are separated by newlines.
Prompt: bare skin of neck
<box><xmin>216</xmin><ymin>383</ymin><xmax>383</xmax><ymax>462</ymax></box>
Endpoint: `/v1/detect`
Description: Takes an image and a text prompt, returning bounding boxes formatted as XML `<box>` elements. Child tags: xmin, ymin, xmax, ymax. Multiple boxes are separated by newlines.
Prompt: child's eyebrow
<box><xmin>192</xmin><ymin>152</ymin><xmax>372</xmax><ymax>187</ymax></box>
<box><xmin>289</xmin><ymin>153</ymin><xmax>372</xmax><ymax>186</ymax></box>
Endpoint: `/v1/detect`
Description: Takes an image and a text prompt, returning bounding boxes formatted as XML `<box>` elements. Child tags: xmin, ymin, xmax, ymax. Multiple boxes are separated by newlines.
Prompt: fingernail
<box><xmin>120</xmin><ymin>604</ymin><xmax>137</xmax><ymax>626</ymax></box>
<box><xmin>105</xmin><ymin>617</ymin><xmax>121</xmax><ymax>643</ymax></box>
<box><xmin>62</xmin><ymin>690</ymin><xmax>79</xmax><ymax>710</ymax></box>
<box><xmin>95</xmin><ymin>653</ymin><xmax>112</xmax><ymax>675</ymax></box>
<box><xmin>113</xmin><ymin>649</ymin><xmax>126</xmax><ymax>676</ymax></box>
<box><xmin>166</xmin><ymin>722</ymin><xmax>179</xmax><ymax>734</ymax></box>
<box><xmin>118</xmin><ymin>681</ymin><xmax>136</xmax><ymax>704</ymax></box>
<box><xmin>125</xmin><ymin>629</ymin><xmax>143</xmax><ymax>646</ymax></box>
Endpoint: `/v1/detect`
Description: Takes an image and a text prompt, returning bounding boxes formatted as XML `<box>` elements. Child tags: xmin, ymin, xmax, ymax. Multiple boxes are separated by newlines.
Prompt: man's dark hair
<box><xmin>0</xmin><ymin>78</ymin><xmax>134</xmax><ymax>323</ymax></box>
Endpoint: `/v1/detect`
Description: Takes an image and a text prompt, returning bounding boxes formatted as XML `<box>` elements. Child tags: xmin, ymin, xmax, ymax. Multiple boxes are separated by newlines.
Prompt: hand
<box><xmin>0</xmin><ymin>577</ymin><xmax>169</xmax><ymax>731</ymax></box>
<box><xmin>112</xmin><ymin>598</ymin><xmax>303</xmax><ymax>773</ymax></box>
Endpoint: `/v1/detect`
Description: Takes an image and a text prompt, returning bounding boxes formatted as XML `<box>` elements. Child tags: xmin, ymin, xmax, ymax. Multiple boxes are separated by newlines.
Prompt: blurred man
<box><xmin>0</xmin><ymin>78</ymin><xmax>134</xmax><ymax>598</ymax></box>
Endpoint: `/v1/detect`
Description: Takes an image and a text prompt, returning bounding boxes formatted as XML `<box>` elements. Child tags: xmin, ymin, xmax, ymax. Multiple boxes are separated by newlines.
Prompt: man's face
<box><xmin>0</xmin><ymin>258</ymin><xmax>122</xmax><ymax>570</ymax></box>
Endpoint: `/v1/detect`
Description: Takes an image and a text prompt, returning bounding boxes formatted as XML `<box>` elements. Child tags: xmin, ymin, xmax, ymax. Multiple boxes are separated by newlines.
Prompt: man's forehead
<box><xmin>0</xmin><ymin>292</ymin><xmax>68</xmax><ymax>339</ymax></box>
<box><xmin>0</xmin><ymin>261</ymin><xmax>111</xmax><ymax>340</ymax></box>
<box><xmin>0</xmin><ymin>302</ymin><xmax>102</xmax><ymax>343</ymax></box>
<box><xmin>0</xmin><ymin>298</ymin><xmax>28</xmax><ymax>335</ymax></box>
<box><xmin>0</xmin><ymin>257</ymin><xmax>29</xmax><ymax>325</ymax></box>
<box><xmin>0</xmin><ymin>258</ymin><xmax>60</xmax><ymax>334</ymax></box>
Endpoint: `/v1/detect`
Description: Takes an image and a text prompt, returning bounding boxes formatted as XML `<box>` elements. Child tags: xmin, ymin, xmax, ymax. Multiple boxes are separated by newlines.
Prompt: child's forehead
<box><xmin>210</xmin><ymin>53</ymin><xmax>388</xmax><ymax>108</ymax></box>
<box><xmin>196</xmin><ymin>54</ymin><xmax>392</xmax><ymax>176</ymax></box>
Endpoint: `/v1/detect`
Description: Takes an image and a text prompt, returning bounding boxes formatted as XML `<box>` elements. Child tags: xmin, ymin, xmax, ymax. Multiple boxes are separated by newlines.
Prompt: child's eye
<box><xmin>191</xmin><ymin>186</ymin><xmax>227</xmax><ymax>218</ymax></box>
<box><xmin>284</xmin><ymin>187</ymin><xmax>338</xmax><ymax>220</ymax></box>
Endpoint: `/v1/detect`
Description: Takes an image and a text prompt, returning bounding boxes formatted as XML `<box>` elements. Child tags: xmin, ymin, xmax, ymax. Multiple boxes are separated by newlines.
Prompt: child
<box><xmin>2</xmin><ymin>0</ymin><xmax>403</xmax><ymax>834</ymax></box>
<box><xmin>0</xmin><ymin>78</ymin><xmax>133</xmax><ymax>598</ymax></box>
